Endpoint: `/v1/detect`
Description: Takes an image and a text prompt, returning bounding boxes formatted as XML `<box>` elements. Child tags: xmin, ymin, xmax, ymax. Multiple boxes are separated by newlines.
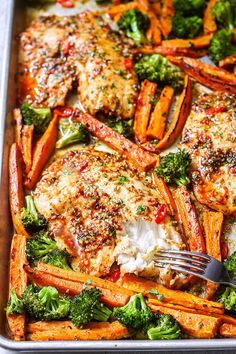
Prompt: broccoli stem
<box><xmin>93</xmin><ymin>304</ymin><xmax>112</xmax><ymax>322</ymax></box>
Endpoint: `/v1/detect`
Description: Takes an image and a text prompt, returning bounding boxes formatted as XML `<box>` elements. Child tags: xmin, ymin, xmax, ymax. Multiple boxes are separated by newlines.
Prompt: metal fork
<box><xmin>154</xmin><ymin>250</ymin><xmax>236</xmax><ymax>288</ymax></box>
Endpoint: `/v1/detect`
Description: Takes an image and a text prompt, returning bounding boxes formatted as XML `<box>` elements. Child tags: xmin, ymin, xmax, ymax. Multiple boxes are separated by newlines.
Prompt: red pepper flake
<box><xmin>64</xmin><ymin>41</ymin><xmax>74</xmax><ymax>56</ymax></box>
<box><xmin>205</xmin><ymin>108</ymin><xmax>215</xmax><ymax>115</ymax></box>
<box><xmin>79</xmin><ymin>160</ymin><xmax>89</xmax><ymax>173</ymax></box>
<box><xmin>205</xmin><ymin>106</ymin><xmax>226</xmax><ymax>115</ymax></box>
<box><xmin>155</xmin><ymin>204</ymin><xmax>167</xmax><ymax>224</ymax></box>
<box><xmin>54</xmin><ymin>107</ymin><xmax>74</xmax><ymax>117</ymax></box>
<box><xmin>124</xmin><ymin>57</ymin><xmax>133</xmax><ymax>70</ymax></box>
<box><xmin>221</xmin><ymin>242</ymin><xmax>229</xmax><ymax>261</ymax></box>
<box><xmin>105</xmin><ymin>268</ymin><xmax>120</xmax><ymax>282</ymax></box>
<box><xmin>56</xmin><ymin>0</ymin><xmax>74</xmax><ymax>7</ymax></box>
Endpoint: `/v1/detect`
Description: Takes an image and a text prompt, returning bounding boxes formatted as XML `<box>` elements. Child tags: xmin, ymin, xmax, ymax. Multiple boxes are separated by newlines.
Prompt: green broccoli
<box><xmin>22</xmin><ymin>284</ymin><xmax>71</xmax><ymax>321</ymax></box>
<box><xmin>20</xmin><ymin>101</ymin><xmax>51</xmax><ymax>134</ymax></box>
<box><xmin>209</xmin><ymin>29</ymin><xmax>236</xmax><ymax>64</ymax></box>
<box><xmin>107</xmin><ymin>119</ymin><xmax>133</xmax><ymax>138</ymax></box>
<box><xmin>225</xmin><ymin>252</ymin><xmax>236</xmax><ymax>279</ymax></box>
<box><xmin>113</xmin><ymin>293</ymin><xmax>155</xmax><ymax>330</ymax></box>
<box><xmin>173</xmin><ymin>0</ymin><xmax>205</xmax><ymax>15</ymax></box>
<box><xmin>218</xmin><ymin>287</ymin><xmax>236</xmax><ymax>314</ymax></box>
<box><xmin>212</xmin><ymin>0</ymin><xmax>234</xmax><ymax>30</ymax></box>
<box><xmin>69</xmin><ymin>287</ymin><xmax>112</xmax><ymax>327</ymax></box>
<box><xmin>56</xmin><ymin>119</ymin><xmax>90</xmax><ymax>149</ymax></box>
<box><xmin>147</xmin><ymin>314</ymin><xmax>181</xmax><ymax>340</ymax></box>
<box><xmin>5</xmin><ymin>289</ymin><xmax>24</xmax><ymax>315</ymax></box>
<box><xmin>95</xmin><ymin>0</ymin><xmax>111</xmax><ymax>5</ymax></box>
<box><xmin>155</xmin><ymin>150</ymin><xmax>191</xmax><ymax>186</ymax></box>
<box><xmin>21</xmin><ymin>195</ymin><xmax>48</xmax><ymax>233</ymax></box>
<box><xmin>26</xmin><ymin>231</ymin><xmax>71</xmax><ymax>270</ymax></box>
<box><xmin>118</xmin><ymin>9</ymin><xmax>150</xmax><ymax>44</ymax></box>
<box><xmin>134</xmin><ymin>54</ymin><xmax>183</xmax><ymax>90</ymax></box>
<box><xmin>172</xmin><ymin>15</ymin><xmax>203</xmax><ymax>39</ymax></box>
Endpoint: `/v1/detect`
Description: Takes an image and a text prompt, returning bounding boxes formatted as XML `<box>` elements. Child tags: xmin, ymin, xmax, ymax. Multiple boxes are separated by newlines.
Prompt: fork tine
<box><xmin>155</xmin><ymin>253</ymin><xmax>208</xmax><ymax>267</ymax></box>
<box><xmin>154</xmin><ymin>262</ymin><xmax>208</xmax><ymax>279</ymax></box>
<box><xmin>158</xmin><ymin>249</ymin><xmax>211</xmax><ymax>262</ymax></box>
<box><xmin>154</xmin><ymin>259</ymin><xmax>205</xmax><ymax>273</ymax></box>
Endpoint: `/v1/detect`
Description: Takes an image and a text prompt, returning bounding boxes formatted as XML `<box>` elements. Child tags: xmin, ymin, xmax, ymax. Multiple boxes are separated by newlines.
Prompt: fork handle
<box><xmin>222</xmin><ymin>278</ymin><xmax>236</xmax><ymax>289</ymax></box>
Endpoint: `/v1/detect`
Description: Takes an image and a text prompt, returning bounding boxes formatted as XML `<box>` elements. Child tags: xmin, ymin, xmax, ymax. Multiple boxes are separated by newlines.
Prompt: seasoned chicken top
<box><xmin>181</xmin><ymin>92</ymin><xmax>236</xmax><ymax>215</ymax></box>
<box><xmin>33</xmin><ymin>146</ymin><xmax>184</xmax><ymax>278</ymax></box>
<box><xmin>18</xmin><ymin>12</ymin><xmax>138</xmax><ymax>118</ymax></box>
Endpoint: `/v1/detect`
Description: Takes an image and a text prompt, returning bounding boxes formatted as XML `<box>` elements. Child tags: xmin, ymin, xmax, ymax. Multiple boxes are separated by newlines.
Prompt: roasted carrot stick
<box><xmin>220</xmin><ymin>323</ymin><xmax>236</xmax><ymax>338</ymax></box>
<box><xmin>106</xmin><ymin>2</ymin><xmax>139</xmax><ymax>15</ymax></box>
<box><xmin>134</xmin><ymin>80</ymin><xmax>157</xmax><ymax>144</ymax></box>
<box><xmin>21</xmin><ymin>125</ymin><xmax>34</xmax><ymax>174</ymax></box>
<box><xmin>203</xmin><ymin>210</ymin><xmax>223</xmax><ymax>300</ymax></box>
<box><xmin>135</xmin><ymin>46</ymin><xmax>207</xmax><ymax>58</ymax></box>
<box><xmin>146</xmin><ymin>11</ymin><xmax>162</xmax><ymax>45</ymax></box>
<box><xmin>75</xmin><ymin>111</ymin><xmax>157</xmax><ymax>171</ymax></box>
<box><xmin>7</xmin><ymin>234</ymin><xmax>27</xmax><ymax>341</ymax></box>
<box><xmin>149</xmin><ymin>303</ymin><xmax>221</xmax><ymax>338</ymax></box>
<box><xmin>162</xmin><ymin>34</ymin><xmax>213</xmax><ymax>49</ymax></box>
<box><xmin>24</xmin><ymin>114</ymin><xmax>58</xmax><ymax>189</ymax></box>
<box><xmin>169</xmin><ymin>57</ymin><xmax>236</xmax><ymax>93</ymax></box>
<box><xmin>27</xmin><ymin>321</ymin><xmax>116</xmax><ymax>333</ymax></box>
<box><xmin>9</xmin><ymin>144</ymin><xmax>28</xmax><ymax>236</ymax></box>
<box><xmin>25</xmin><ymin>264</ymin><xmax>133</xmax><ymax>308</ymax></box>
<box><xmin>152</xmin><ymin>174</ymin><xmax>177</xmax><ymax>217</ymax></box>
<box><xmin>152</xmin><ymin>1</ymin><xmax>162</xmax><ymax>16</ymax></box>
<box><xmin>155</xmin><ymin>75</ymin><xmax>192</xmax><ymax>150</ymax></box>
<box><xmin>147</xmin><ymin>85</ymin><xmax>174</xmax><ymax>140</ymax></box>
<box><xmin>203</xmin><ymin>0</ymin><xmax>217</xmax><ymax>35</ymax></box>
<box><xmin>29</xmin><ymin>321</ymin><xmax>130</xmax><ymax>341</ymax></box>
<box><xmin>13</xmin><ymin>109</ymin><xmax>23</xmax><ymax>150</ymax></box>
<box><xmin>173</xmin><ymin>186</ymin><xmax>206</xmax><ymax>253</ymax></box>
<box><xmin>122</xmin><ymin>274</ymin><xmax>224</xmax><ymax>314</ymax></box>
<box><xmin>160</xmin><ymin>0</ymin><xmax>175</xmax><ymax>37</ymax></box>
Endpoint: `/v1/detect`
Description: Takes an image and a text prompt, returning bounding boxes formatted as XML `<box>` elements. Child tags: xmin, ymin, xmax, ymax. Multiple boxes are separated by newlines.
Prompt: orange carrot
<box><xmin>7</xmin><ymin>234</ymin><xmax>27</xmax><ymax>340</ymax></box>
<box><xmin>160</xmin><ymin>0</ymin><xmax>175</xmax><ymax>37</ymax></box>
<box><xmin>219</xmin><ymin>55</ymin><xmax>236</xmax><ymax>70</ymax></box>
<box><xmin>9</xmin><ymin>144</ymin><xmax>28</xmax><ymax>236</ymax></box>
<box><xmin>169</xmin><ymin>57</ymin><xmax>236</xmax><ymax>93</ymax></box>
<box><xmin>173</xmin><ymin>186</ymin><xmax>206</xmax><ymax>253</ymax></box>
<box><xmin>28</xmin><ymin>321</ymin><xmax>118</xmax><ymax>333</ymax></box>
<box><xmin>29</xmin><ymin>321</ymin><xmax>130</xmax><ymax>341</ymax></box>
<box><xmin>203</xmin><ymin>0</ymin><xmax>217</xmax><ymax>35</ymax></box>
<box><xmin>25</xmin><ymin>264</ymin><xmax>134</xmax><ymax>308</ymax></box>
<box><xmin>75</xmin><ymin>111</ymin><xmax>157</xmax><ymax>171</ymax></box>
<box><xmin>155</xmin><ymin>75</ymin><xmax>192</xmax><ymax>150</ymax></box>
<box><xmin>134</xmin><ymin>80</ymin><xmax>157</xmax><ymax>144</ymax></box>
<box><xmin>135</xmin><ymin>46</ymin><xmax>207</xmax><ymax>58</ymax></box>
<box><xmin>106</xmin><ymin>2</ymin><xmax>139</xmax><ymax>15</ymax></box>
<box><xmin>24</xmin><ymin>115</ymin><xmax>58</xmax><ymax>189</ymax></box>
<box><xmin>13</xmin><ymin>109</ymin><xmax>23</xmax><ymax>150</ymax></box>
<box><xmin>147</xmin><ymin>85</ymin><xmax>174</xmax><ymax>140</ymax></box>
<box><xmin>146</xmin><ymin>10</ymin><xmax>162</xmax><ymax>45</ymax></box>
<box><xmin>152</xmin><ymin>174</ymin><xmax>177</xmax><ymax>217</ymax></box>
<box><xmin>162</xmin><ymin>34</ymin><xmax>213</xmax><ymax>49</ymax></box>
<box><xmin>21</xmin><ymin>125</ymin><xmax>34</xmax><ymax>174</ymax></box>
<box><xmin>122</xmin><ymin>274</ymin><xmax>224</xmax><ymax>314</ymax></box>
<box><xmin>149</xmin><ymin>304</ymin><xmax>221</xmax><ymax>338</ymax></box>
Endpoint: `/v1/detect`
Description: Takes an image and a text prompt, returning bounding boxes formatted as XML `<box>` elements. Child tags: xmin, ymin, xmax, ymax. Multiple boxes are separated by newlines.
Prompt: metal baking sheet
<box><xmin>1</xmin><ymin>0</ymin><xmax>236</xmax><ymax>351</ymax></box>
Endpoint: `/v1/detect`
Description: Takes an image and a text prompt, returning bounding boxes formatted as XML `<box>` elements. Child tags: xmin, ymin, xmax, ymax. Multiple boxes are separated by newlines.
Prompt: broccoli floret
<box><xmin>107</xmin><ymin>119</ymin><xmax>133</xmax><ymax>138</ymax></box>
<box><xmin>26</xmin><ymin>231</ymin><xmax>71</xmax><ymax>270</ymax></box>
<box><xmin>95</xmin><ymin>0</ymin><xmax>111</xmax><ymax>5</ymax></box>
<box><xmin>218</xmin><ymin>287</ymin><xmax>236</xmax><ymax>314</ymax></box>
<box><xmin>118</xmin><ymin>9</ymin><xmax>150</xmax><ymax>44</ymax></box>
<box><xmin>212</xmin><ymin>0</ymin><xmax>234</xmax><ymax>30</ymax></box>
<box><xmin>209</xmin><ymin>29</ymin><xmax>236</xmax><ymax>64</ymax></box>
<box><xmin>56</xmin><ymin>119</ymin><xmax>89</xmax><ymax>149</ymax></box>
<box><xmin>22</xmin><ymin>284</ymin><xmax>71</xmax><ymax>321</ymax></box>
<box><xmin>6</xmin><ymin>289</ymin><xmax>24</xmax><ymax>315</ymax></box>
<box><xmin>113</xmin><ymin>293</ymin><xmax>155</xmax><ymax>330</ymax></box>
<box><xmin>225</xmin><ymin>252</ymin><xmax>236</xmax><ymax>279</ymax></box>
<box><xmin>21</xmin><ymin>196</ymin><xmax>48</xmax><ymax>233</ymax></box>
<box><xmin>134</xmin><ymin>54</ymin><xmax>183</xmax><ymax>90</ymax></box>
<box><xmin>173</xmin><ymin>0</ymin><xmax>205</xmax><ymax>15</ymax></box>
<box><xmin>69</xmin><ymin>287</ymin><xmax>112</xmax><ymax>327</ymax></box>
<box><xmin>155</xmin><ymin>150</ymin><xmax>191</xmax><ymax>186</ymax></box>
<box><xmin>20</xmin><ymin>101</ymin><xmax>51</xmax><ymax>134</ymax></box>
<box><xmin>172</xmin><ymin>15</ymin><xmax>203</xmax><ymax>39</ymax></box>
<box><xmin>147</xmin><ymin>314</ymin><xmax>181</xmax><ymax>340</ymax></box>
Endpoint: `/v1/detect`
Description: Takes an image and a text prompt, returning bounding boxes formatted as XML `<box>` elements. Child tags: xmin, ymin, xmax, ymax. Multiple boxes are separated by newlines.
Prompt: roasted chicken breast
<box><xmin>18</xmin><ymin>12</ymin><xmax>138</xmax><ymax>118</ymax></box>
<box><xmin>33</xmin><ymin>146</ymin><xmax>184</xmax><ymax>281</ymax></box>
<box><xmin>181</xmin><ymin>92</ymin><xmax>236</xmax><ymax>215</ymax></box>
